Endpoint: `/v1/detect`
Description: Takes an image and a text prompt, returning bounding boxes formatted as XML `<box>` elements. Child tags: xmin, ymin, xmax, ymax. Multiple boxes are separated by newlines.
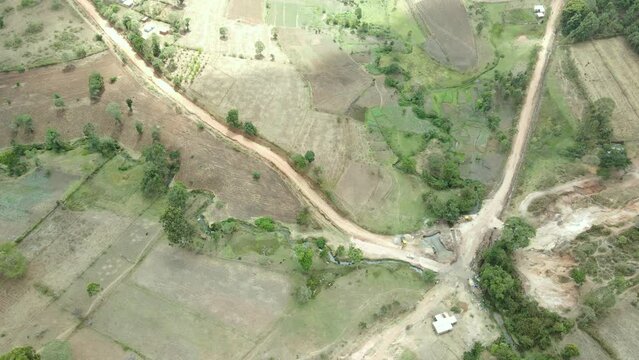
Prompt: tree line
<box><xmin>561</xmin><ymin>0</ymin><xmax>639</xmax><ymax>53</ymax></box>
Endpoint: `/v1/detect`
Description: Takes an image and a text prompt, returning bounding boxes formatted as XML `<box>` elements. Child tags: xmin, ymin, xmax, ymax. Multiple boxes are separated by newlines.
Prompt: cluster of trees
<box><xmin>160</xmin><ymin>182</ymin><xmax>195</xmax><ymax>247</ymax></box>
<box><xmin>425</xmin><ymin>180</ymin><xmax>486</xmax><ymax>224</ymax></box>
<box><xmin>0</xmin><ymin>144</ymin><xmax>29</xmax><ymax>177</ymax></box>
<box><xmin>91</xmin><ymin>1</ymin><xmax>176</xmax><ymax>74</ymax></box>
<box><xmin>563</xmin><ymin>98</ymin><xmax>631</xmax><ymax>177</ymax></box>
<box><xmin>140</xmin><ymin>138</ymin><xmax>181</xmax><ymax>197</ymax></box>
<box><xmin>83</xmin><ymin>123</ymin><xmax>119</xmax><ymax>158</ymax></box>
<box><xmin>225</xmin><ymin>109</ymin><xmax>258</xmax><ymax>136</ymax></box>
<box><xmin>479</xmin><ymin>217</ymin><xmax>573</xmax><ymax>351</ymax></box>
<box><xmin>88</xmin><ymin>72</ymin><xmax>104</xmax><ymax>100</ymax></box>
<box><xmin>291</xmin><ymin>150</ymin><xmax>315</xmax><ymax>171</ymax></box>
<box><xmin>561</xmin><ymin>0</ymin><xmax>639</xmax><ymax>53</ymax></box>
<box><xmin>0</xmin><ymin>346</ymin><xmax>40</xmax><ymax>360</ymax></box>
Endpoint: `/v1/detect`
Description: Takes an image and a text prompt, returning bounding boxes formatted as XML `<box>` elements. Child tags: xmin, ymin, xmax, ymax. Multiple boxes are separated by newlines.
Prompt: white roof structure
<box><xmin>432</xmin><ymin>312</ymin><xmax>458</xmax><ymax>335</ymax></box>
<box><xmin>534</xmin><ymin>5</ymin><xmax>545</xmax><ymax>18</ymax></box>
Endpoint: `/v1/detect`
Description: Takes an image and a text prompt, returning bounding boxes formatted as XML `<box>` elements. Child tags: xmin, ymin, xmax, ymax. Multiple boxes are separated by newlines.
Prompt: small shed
<box><xmin>432</xmin><ymin>312</ymin><xmax>458</xmax><ymax>335</ymax></box>
<box><xmin>534</xmin><ymin>5</ymin><xmax>545</xmax><ymax>18</ymax></box>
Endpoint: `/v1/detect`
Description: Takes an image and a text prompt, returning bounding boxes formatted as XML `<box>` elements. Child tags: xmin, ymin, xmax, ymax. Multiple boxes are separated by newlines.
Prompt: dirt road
<box><xmin>349</xmin><ymin>1</ymin><xmax>565</xmax><ymax>357</ymax></box>
<box><xmin>67</xmin><ymin>0</ymin><xmax>444</xmax><ymax>272</ymax></box>
<box><xmin>456</xmin><ymin>0</ymin><xmax>565</xmax><ymax>267</ymax></box>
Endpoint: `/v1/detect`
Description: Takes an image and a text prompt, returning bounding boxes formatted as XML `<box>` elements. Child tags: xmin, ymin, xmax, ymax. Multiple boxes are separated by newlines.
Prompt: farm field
<box><xmin>0</xmin><ymin>0</ymin><xmax>106</xmax><ymax>71</ymax></box>
<box><xmin>0</xmin><ymin>147</ymin><xmax>432</xmax><ymax>358</ymax></box>
<box><xmin>571</xmin><ymin>37</ymin><xmax>639</xmax><ymax>146</ymax></box>
<box><xmin>0</xmin><ymin>51</ymin><xmax>303</xmax><ymax>222</ymax></box>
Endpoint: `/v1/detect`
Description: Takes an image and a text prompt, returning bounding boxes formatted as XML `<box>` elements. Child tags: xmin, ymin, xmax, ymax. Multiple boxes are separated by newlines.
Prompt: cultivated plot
<box><xmin>571</xmin><ymin>37</ymin><xmax>639</xmax><ymax>142</ymax></box>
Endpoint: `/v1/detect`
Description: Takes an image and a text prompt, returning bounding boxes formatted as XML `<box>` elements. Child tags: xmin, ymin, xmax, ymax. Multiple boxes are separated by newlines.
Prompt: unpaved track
<box><xmin>67</xmin><ymin>0</ymin><xmax>444</xmax><ymax>273</ymax></box>
<box><xmin>350</xmin><ymin>1</ymin><xmax>565</xmax><ymax>358</ymax></box>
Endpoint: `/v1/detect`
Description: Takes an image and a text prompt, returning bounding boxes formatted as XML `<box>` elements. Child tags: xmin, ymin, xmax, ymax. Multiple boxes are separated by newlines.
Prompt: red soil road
<box><xmin>66</xmin><ymin>0</ymin><xmax>446</xmax><ymax>273</ymax></box>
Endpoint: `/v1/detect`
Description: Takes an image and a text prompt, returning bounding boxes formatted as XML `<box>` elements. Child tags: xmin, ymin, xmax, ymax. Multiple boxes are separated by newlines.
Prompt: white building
<box><xmin>432</xmin><ymin>312</ymin><xmax>458</xmax><ymax>335</ymax></box>
<box><xmin>534</xmin><ymin>5</ymin><xmax>546</xmax><ymax>18</ymax></box>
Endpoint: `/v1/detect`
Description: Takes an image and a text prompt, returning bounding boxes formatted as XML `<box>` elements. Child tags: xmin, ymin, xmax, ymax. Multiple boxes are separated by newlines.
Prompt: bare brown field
<box><xmin>278</xmin><ymin>28</ymin><xmax>372</xmax><ymax>114</ymax></box>
<box><xmin>571</xmin><ymin>37</ymin><xmax>639</xmax><ymax>143</ymax></box>
<box><xmin>407</xmin><ymin>0</ymin><xmax>478</xmax><ymax>70</ymax></box>
<box><xmin>559</xmin><ymin>329</ymin><xmax>612</xmax><ymax>360</ymax></box>
<box><xmin>0</xmin><ymin>52</ymin><xmax>302</xmax><ymax>222</ymax></box>
<box><xmin>0</xmin><ymin>0</ymin><xmax>105</xmax><ymax>71</ymax></box>
<box><xmin>68</xmin><ymin>328</ymin><xmax>134</xmax><ymax>360</ymax></box>
<box><xmin>227</xmin><ymin>0</ymin><xmax>264</xmax><ymax>24</ymax></box>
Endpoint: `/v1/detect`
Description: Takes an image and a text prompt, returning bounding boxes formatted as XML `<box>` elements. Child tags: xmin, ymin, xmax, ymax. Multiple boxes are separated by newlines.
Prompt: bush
<box><xmin>0</xmin><ymin>243</ymin><xmax>27</xmax><ymax>279</ymax></box>
<box><xmin>40</xmin><ymin>340</ymin><xmax>72</xmax><ymax>360</ymax></box>
<box><xmin>86</xmin><ymin>282</ymin><xmax>101</xmax><ymax>297</ymax></box>
<box><xmin>0</xmin><ymin>346</ymin><xmax>40</xmax><ymax>360</ymax></box>
<box><xmin>255</xmin><ymin>217</ymin><xmax>276</xmax><ymax>231</ymax></box>
<box><xmin>294</xmin><ymin>285</ymin><xmax>312</xmax><ymax>304</ymax></box>
<box><xmin>243</xmin><ymin>121</ymin><xmax>257</xmax><ymax>136</ymax></box>
<box><xmin>88</xmin><ymin>72</ymin><xmax>104</xmax><ymax>99</ymax></box>
<box><xmin>226</xmin><ymin>109</ymin><xmax>240</xmax><ymax>128</ymax></box>
<box><xmin>295</xmin><ymin>244</ymin><xmax>313</xmax><ymax>272</ymax></box>
<box><xmin>570</xmin><ymin>267</ymin><xmax>586</xmax><ymax>285</ymax></box>
<box><xmin>304</xmin><ymin>150</ymin><xmax>315</xmax><ymax>163</ymax></box>
<box><xmin>296</xmin><ymin>207</ymin><xmax>311</xmax><ymax>226</ymax></box>
<box><xmin>292</xmin><ymin>154</ymin><xmax>308</xmax><ymax>171</ymax></box>
<box><xmin>44</xmin><ymin>129</ymin><xmax>67</xmax><ymax>153</ymax></box>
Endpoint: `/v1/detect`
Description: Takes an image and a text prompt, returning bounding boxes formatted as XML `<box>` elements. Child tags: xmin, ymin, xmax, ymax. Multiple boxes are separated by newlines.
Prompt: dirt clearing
<box><xmin>227</xmin><ymin>0</ymin><xmax>264</xmax><ymax>24</ymax></box>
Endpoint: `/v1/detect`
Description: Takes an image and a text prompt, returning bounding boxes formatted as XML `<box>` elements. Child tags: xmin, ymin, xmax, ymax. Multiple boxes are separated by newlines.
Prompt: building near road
<box><xmin>432</xmin><ymin>312</ymin><xmax>457</xmax><ymax>335</ymax></box>
<box><xmin>534</xmin><ymin>5</ymin><xmax>546</xmax><ymax>18</ymax></box>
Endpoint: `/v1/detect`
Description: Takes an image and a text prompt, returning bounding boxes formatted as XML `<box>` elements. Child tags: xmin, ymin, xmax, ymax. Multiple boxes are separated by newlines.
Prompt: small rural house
<box><xmin>534</xmin><ymin>5</ymin><xmax>546</xmax><ymax>18</ymax></box>
<box><xmin>120</xmin><ymin>0</ymin><xmax>135</xmax><ymax>7</ymax></box>
<box><xmin>432</xmin><ymin>312</ymin><xmax>458</xmax><ymax>335</ymax></box>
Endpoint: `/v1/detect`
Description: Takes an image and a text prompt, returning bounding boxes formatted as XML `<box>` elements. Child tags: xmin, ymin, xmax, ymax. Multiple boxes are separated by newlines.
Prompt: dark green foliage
<box><xmin>243</xmin><ymin>121</ymin><xmax>257</xmax><ymax>136</ymax></box>
<box><xmin>348</xmin><ymin>246</ymin><xmax>363</xmax><ymax>266</ymax></box>
<box><xmin>53</xmin><ymin>93</ymin><xmax>65</xmax><ymax>108</ymax></box>
<box><xmin>561</xmin><ymin>0</ymin><xmax>639</xmax><ymax>55</ymax></box>
<box><xmin>423</xmin><ymin>153</ymin><xmax>463</xmax><ymax>189</ymax></box>
<box><xmin>0</xmin><ymin>346</ymin><xmax>40</xmax><ymax>360</ymax></box>
<box><xmin>167</xmin><ymin>182</ymin><xmax>189</xmax><ymax>209</ymax></box>
<box><xmin>500</xmin><ymin>217</ymin><xmax>536</xmax><ymax>251</ymax></box>
<box><xmin>44</xmin><ymin>129</ymin><xmax>67</xmax><ymax>153</ymax></box>
<box><xmin>295</xmin><ymin>244</ymin><xmax>313</xmax><ymax>272</ymax></box>
<box><xmin>292</xmin><ymin>153</ymin><xmax>309</xmax><ymax>171</ymax></box>
<box><xmin>479</xmin><ymin>219</ymin><xmax>570</xmax><ymax>350</ymax></box>
<box><xmin>161</xmin><ymin>205</ymin><xmax>194</xmax><ymax>247</ymax></box>
<box><xmin>395</xmin><ymin>156</ymin><xmax>416</xmax><ymax>174</ymax></box>
<box><xmin>88</xmin><ymin>72</ymin><xmax>104</xmax><ymax>99</ymax></box>
<box><xmin>0</xmin><ymin>243</ymin><xmax>27</xmax><ymax>279</ymax></box>
<box><xmin>255</xmin><ymin>217</ymin><xmax>276</xmax><ymax>232</ymax></box>
<box><xmin>489</xmin><ymin>341</ymin><xmax>520</xmax><ymax>360</ymax></box>
<box><xmin>86</xmin><ymin>282</ymin><xmax>101</xmax><ymax>297</ymax></box>
<box><xmin>141</xmin><ymin>142</ymin><xmax>180</xmax><ymax>197</ymax></box>
<box><xmin>0</xmin><ymin>145</ymin><xmax>28</xmax><ymax>177</ymax></box>
<box><xmin>598</xmin><ymin>144</ymin><xmax>631</xmax><ymax>177</ymax></box>
<box><xmin>304</xmin><ymin>150</ymin><xmax>315</xmax><ymax>163</ymax></box>
<box><xmin>463</xmin><ymin>342</ymin><xmax>483</xmax><ymax>360</ymax></box>
<box><xmin>126</xmin><ymin>98</ymin><xmax>133</xmax><ymax>112</ymax></box>
<box><xmin>570</xmin><ymin>267</ymin><xmax>586</xmax><ymax>285</ymax></box>
<box><xmin>135</xmin><ymin>121</ymin><xmax>144</xmax><ymax>135</ymax></box>
<box><xmin>561</xmin><ymin>344</ymin><xmax>580</xmax><ymax>359</ymax></box>
<box><xmin>226</xmin><ymin>109</ymin><xmax>241</xmax><ymax>128</ymax></box>
<box><xmin>426</xmin><ymin>180</ymin><xmax>486</xmax><ymax>224</ymax></box>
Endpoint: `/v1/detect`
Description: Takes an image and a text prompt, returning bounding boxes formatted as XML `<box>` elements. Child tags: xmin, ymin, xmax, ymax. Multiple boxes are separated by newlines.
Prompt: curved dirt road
<box><xmin>350</xmin><ymin>1</ymin><xmax>565</xmax><ymax>358</ymax></box>
<box><xmin>68</xmin><ymin>0</ymin><xmax>444</xmax><ymax>272</ymax></box>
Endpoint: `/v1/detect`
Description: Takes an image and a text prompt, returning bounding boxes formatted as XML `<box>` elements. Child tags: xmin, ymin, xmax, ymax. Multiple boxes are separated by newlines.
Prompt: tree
<box><xmin>243</xmin><ymin>121</ymin><xmax>257</xmax><ymax>136</ymax></box>
<box><xmin>86</xmin><ymin>282</ymin><xmax>101</xmax><ymax>297</ymax></box>
<box><xmin>53</xmin><ymin>93</ymin><xmax>65</xmax><ymax>108</ymax></box>
<box><xmin>88</xmin><ymin>72</ymin><xmax>104</xmax><ymax>99</ymax></box>
<box><xmin>295</xmin><ymin>244</ymin><xmax>313</xmax><ymax>272</ymax></box>
<box><xmin>598</xmin><ymin>144</ymin><xmax>631</xmax><ymax>177</ymax></box>
<box><xmin>167</xmin><ymin>182</ymin><xmax>189</xmax><ymax>209</ymax></box>
<box><xmin>271</xmin><ymin>27</ymin><xmax>278</xmax><ymax>40</ymax></box>
<box><xmin>255</xmin><ymin>217</ymin><xmax>276</xmax><ymax>231</ymax></box>
<box><xmin>561</xmin><ymin>344</ymin><xmax>580</xmax><ymax>360</ymax></box>
<box><xmin>135</xmin><ymin>121</ymin><xmax>144</xmax><ymax>136</ymax></box>
<box><xmin>479</xmin><ymin>264</ymin><xmax>516</xmax><ymax>303</ymax></box>
<box><xmin>294</xmin><ymin>285</ymin><xmax>312</xmax><ymax>304</ymax></box>
<box><xmin>160</xmin><ymin>205</ymin><xmax>194</xmax><ymax>247</ymax></box>
<box><xmin>226</xmin><ymin>109</ymin><xmax>241</xmax><ymax>128</ymax></box>
<box><xmin>219</xmin><ymin>27</ymin><xmax>228</xmax><ymax>40</ymax></box>
<box><xmin>13</xmin><ymin>114</ymin><xmax>34</xmax><ymax>134</ymax></box>
<box><xmin>106</xmin><ymin>102</ymin><xmax>122</xmax><ymax>123</ymax></box>
<box><xmin>500</xmin><ymin>217</ymin><xmax>536</xmax><ymax>251</ymax></box>
<box><xmin>463</xmin><ymin>342</ymin><xmax>483</xmax><ymax>360</ymax></box>
<box><xmin>561</xmin><ymin>0</ymin><xmax>591</xmax><ymax>36</ymax></box>
<box><xmin>348</xmin><ymin>246</ymin><xmax>363</xmax><ymax>267</ymax></box>
<box><xmin>126</xmin><ymin>98</ymin><xmax>133</xmax><ymax>112</ymax></box>
<box><xmin>292</xmin><ymin>154</ymin><xmax>308</xmax><ymax>171</ymax></box>
<box><xmin>0</xmin><ymin>346</ymin><xmax>41</xmax><ymax>360</ymax></box>
<box><xmin>45</xmin><ymin>129</ymin><xmax>66</xmax><ymax>153</ymax></box>
<box><xmin>0</xmin><ymin>243</ymin><xmax>27</xmax><ymax>279</ymax></box>
<box><xmin>255</xmin><ymin>40</ymin><xmax>265</xmax><ymax>59</ymax></box>
<box><xmin>304</xmin><ymin>150</ymin><xmax>315</xmax><ymax>163</ymax></box>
